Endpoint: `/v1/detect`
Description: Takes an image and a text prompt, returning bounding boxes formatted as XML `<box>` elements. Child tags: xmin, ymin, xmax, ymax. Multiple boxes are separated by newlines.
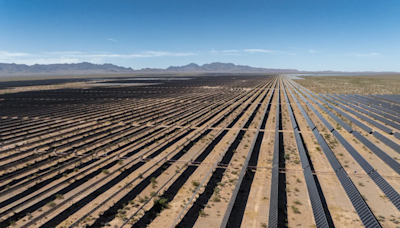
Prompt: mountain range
<box><xmin>0</xmin><ymin>62</ymin><xmax>299</xmax><ymax>75</ymax></box>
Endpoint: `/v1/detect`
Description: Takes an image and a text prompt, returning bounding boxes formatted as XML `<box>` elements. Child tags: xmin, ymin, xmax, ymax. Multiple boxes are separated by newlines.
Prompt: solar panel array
<box><xmin>332</xmin><ymin>130</ymin><xmax>400</xmax><ymax>210</ymax></box>
<box><xmin>287</xmin><ymin>80</ymin><xmax>400</xmax><ymax>212</ymax></box>
<box><xmin>285</xmin><ymin>80</ymin><xmax>381</xmax><ymax>228</ymax></box>
<box><xmin>367</xmin><ymin>95</ymin><xmax>400</xmax><ymax>113</ymax></box>
<box><xmin>286</xmin><ymin>84</ymin><xmax>316</xmax><ymax>131</ymax></box>
<box><xmin>394</xmin><ymin>132</ymin><xmax>400</xmax><ymax>140</ymax></box>
<box><xmin>282</xmin><ymin>80</ymin><xmax>330</xmax><ymax>227</ymax></box>
<box><xmin>316</xmin><ymin>97</ymin><xmax>372</xmax><ymax>133</ymax></box>
<box><xmin>332</xmin><ymin>98</ymin><xmax>393</xmax><ymax>134</ymax></box>
<box><xmin>371</xmin><ymin>94</ymin><xmax>400</xmax><ymax>106</ymax></box>
<box><xmin>282</xmin><ymin>81</ymin><xmax>298</xmax><ymax>130</ymax></box>
<box><xmin>320</xmin><ymin>93</ymin><xmax>400</xmax><ymax>154</ymax></box>
<box><xmin>351</xmin><ymin>95</ymin><xmax>400</xmax><ymax>117</ymax></box>
<box><xmin>337</xmin><ymin>94</ymin><xmax>400</xmax><ymax>131</ymax></box>
<box><xmin>268</xmin><ymin>80</ymin><xmax>281</xmax><ymax>228</ymax></box>
<box><xmin>352</xmin><ymin>131</ymin><xmax>400</xmax><ymax>175</ymax></box>
<box><xmin>286</xmin><ymin>80</ymin><xmax>381</xmax><ymax>227</ymax></box>
<box><xmin>220</xmin><ymin>79</ymin><xmax>277</xmax><ymax>228</ymax></box>
<box><xmin>316</xmin><ymin>101</ymin><xmax>353</xmax><ymax>133</ymax></box>
<box><xmin>319</xmin><ymin>94</ymin><xmax>338</xmax><ymax>105</ymax></box>
<box><xmin>372</xmin><ymin>131</ymin><xmax>400</xmax><ymax>153</ymax></box>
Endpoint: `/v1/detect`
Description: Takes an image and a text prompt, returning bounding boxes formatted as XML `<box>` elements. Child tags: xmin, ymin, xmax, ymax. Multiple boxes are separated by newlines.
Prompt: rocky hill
<box><xmin>0</xmin><ymin>62</ymin><xmax>299</xmax><ymax>76</ymax></box>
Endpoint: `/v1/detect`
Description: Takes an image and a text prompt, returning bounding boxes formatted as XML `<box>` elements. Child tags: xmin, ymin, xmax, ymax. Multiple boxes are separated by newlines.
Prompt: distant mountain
<box><xmin>166</xmin><ymin>62</ymin><xmax>298</xmax><ymax>72</ymax></box>
<box><xmin>0</xmin><ymin>62</ymin><xmax>299</xmax><ymax>76</ymax></box>
<box><xmin>0</xmin><ymin>62</ymin><xmax>134</xmax><ymax>75</ymax></box>
<box><xmin>1</xmin><ymin>62</ymin><xmax>398</xmax><ymax>76</ymax></box>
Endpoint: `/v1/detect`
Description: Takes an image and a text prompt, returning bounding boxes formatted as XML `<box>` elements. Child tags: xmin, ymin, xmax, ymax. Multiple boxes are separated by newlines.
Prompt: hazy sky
<box><xmin>1</xmin><ymin>0</ymin><xmax>399</xmax><ymax>71</ymax></box>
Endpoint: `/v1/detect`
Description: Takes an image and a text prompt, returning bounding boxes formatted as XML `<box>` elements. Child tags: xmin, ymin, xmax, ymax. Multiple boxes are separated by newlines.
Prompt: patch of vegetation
<box><xmin>291</xmin><ymin>205</ymin><xmax>300</xmax><ymax>214</ymax></box>
<box><xmin>192</xmin><ymin>180</ymin><xmax>200</xmax><ymax>187</ymax></box>
<box><xmin>151</xmin><ymin>177</ymin><xmax>158</xmax><ymax>188</ymax></box>
<box><xmin>199</xmin><ymin>210</ymin><xmax>208</xmax><ymax>217</ymax></box>
<box><xmin>47</xmin><ymin>201</ymin><xmax>57</xmax><ymax>207</ymax></box>
<box><xmin>293</xmin><ymin>200</ymin><xmax>302</xmax><ymax>205</ymax></box>
<box><xmin>153</xmin><ymin>197</ymin><xmax>169</xmax><ymax>210</ymax></box>
<box><xmin>55</xmin><ymin>194</ymin><xmax>64</xmax><ymax>200</ymax></box>
<box><xmin>212</xmin><ymin>195</ymin><xmax>221</xmax><ymax>202</ymax></box>
<box><xmin>102</xmin><ymin>169</ymin><xmax>110</xmax><ymax>174</ymax></box>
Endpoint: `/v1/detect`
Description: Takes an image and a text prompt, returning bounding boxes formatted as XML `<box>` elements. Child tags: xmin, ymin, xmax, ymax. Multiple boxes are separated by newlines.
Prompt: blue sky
<box><xmin>1</xmin><ymin>0</ymin><xmax>399</xmax><ymax>71</ymax></box>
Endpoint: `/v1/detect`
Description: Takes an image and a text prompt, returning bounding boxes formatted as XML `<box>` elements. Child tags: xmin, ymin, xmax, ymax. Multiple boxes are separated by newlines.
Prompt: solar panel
<box><xmin>327</xmin><ymin>111</ymin><xmax>353</xmax><ymax>133</ymax></box>
<box><xmin>268</xmin><ymin>165</ymin><xmax>279</xmax><ymax>228</ymax></box>
<box><xmin>310</xmin><ymin>95</ymin><xmax>354</xmax><ymax>133</ymax></box>
<box><xmin>312</xmin><ymin>130</ymin><xmax>342</xmax><ymax>171</ymax></box>
<box><xmin>352</xmin><ymin>131</ymin><xmax>400</xmax><ymax>175</ymax></box>
<box><xmin>308</xmin><ymin>105</ymin><xmax>317</xmax><ymax>112</ymax></box>
<box><xmin>372</xmin><ymin>131</ymin><xmax>400</xmax><ymax>154</ymax></box>
<box><xmin>341</xmin><ymin>95</ymin><xmax>400</xmax><ymax>127</ymax></box>
<box><xmin>334</xmin><ymin>168</ymin><xmax>381</xmax><ymax>227</ymax></box>
<box><xmin>314</xmin><ymin>111</ymin><xmax>334</xmax><ymax>132</ymax></box>
<box><xmin>370</xmin><ymin>104</ymin><xmax>400</xmax><ymax>117</ymax></box>
<box><xmin>332</xmin><ymin>130</ymin><xmax>374</xmax><ymax>173</ymax></box>
<box><xmin>316</xmin><ymin>103</ymin><xmax>329</xmax><ymax>113</ymax></box>
<box><xmin>346</xmin><ymin>94</ymin><xmax>375</xmax><ymax>105</ymax></box>
<box><xmin>370</xmin><ymin>113</ymin><xmax>400</xmax><ymax>130</ymax></box>
<box><xmin>369</xmin><ymin>95</ymin><xmax>400</xmax><ymax>112</ymax></box>
<box><xmin>358</xmin><ymin>104</ymin><xmax>400</xmax><ymax>123</ymax></box>
<box><xmin>282</xmin><ymin>84</ymin><xmax>298</xmax><ymax>130</ymax></box>
<box><xmin>268</xmin><ymin>81</ymin><xmax>281</xmax><ymax>228</ymax></box>
<box><xmin>296</xmin><ymin>106</ymin><xmax>316</xmax><ymax>130</ymax></box>
<box><xmin>303</xmin><ymin>166</ymin><xmax>330</xmax><ymax>227</ymax></box>
<box><xmin>320</xmin><ymin>94</ymin><xmax>338</xmax><ymax>105</ymax></box>
<box><xmin>294</xmin><ymin>129</ymin><xmax>310</xmax><ymax>169</ymax></box>
<box><xmin>324</xmin><ymin>102</ymin><xmax>372</xmax><ymax>133</ymax></box>
<box><xmin>336</xmin><ymin>102</ymin><xmax>392</xmax><ymax>134</ymax></box>
<box><xmin>372</xmin><ymin>94</ymin><xmax>400</xmax><ymax>107</ymax></box>
<box><xmin>394</xmin><ymin>132</ymin><xmax>400</xmax><ymax>140</ymax></box>
<box><xmin>353</xmin><ymin>94</ymin><xmax>383</xmax><ymax>106</ymax></box>
<box><xmin>369</xmin><ymin>171</ymin><xmax>400</xmax><ymax>210</ymax></box>
<box><xmin>299</xmin><ymin>88</ymin><xmax>319</xmax><ymax>104</ymax></box>
<box><xmin>371</xmin><ymin>107</ymin><xmax>400</xmax><ymax>123</ymax></box>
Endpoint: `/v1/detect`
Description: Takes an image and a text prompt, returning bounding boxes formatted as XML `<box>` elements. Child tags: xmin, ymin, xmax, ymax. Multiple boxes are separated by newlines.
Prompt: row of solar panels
<box><xmin>268</xmin><ymin>79</ymin><xmax>281</xmax><ymax>228</ymax></box>
<box><xmin>281</xmin><ymin>80</ymin><xmax>330</xmax><ymax>227</ymax></box>
<box><xmin>368</xmin><ymin>95</ymin><xmax>400</xmax><ymax>113</ymax></box>
<box><xmin>319</xmin><ymin>94</ymin><xmax>373</xmax><ymax>133</ymax></box>
<box><xmin>221</xmin><ymin>79</ymin><xmax>277</xmax><ymax>228</ymax></box>
<box><xmin>336</xmin><ymin>94</ymin><xmax>400</xmax><ymax>131</ymax></box>
<box><xmin>336</xmin><ymin>95</ymin><xmax>394</xmax><ymax>132</ymax></box>
<box><xmin>343</xmin><ymin>95</ymin><xmax>396</xmax><ymax>119</ymax></box>
<box><xmin>294</xmin><ymin>82</ymin><xmax>400</xmax><ymax>160</ymax></box>
<box><xmin>354</xmin><ymin>94</ymin><xmax>398</xmax><ymax>111</ymax></box>
<box><xmin>371</xmin><ymin>94</ymin><xmax>400</xmax><ymax>106</ymax></box>
<box><xmin>346</xmin><ymin>94</ymin><xmax>400</xmax><ymax>117</ymax></box>
<box><xmin>288</xmin><ymin>79</ymin><xmax>400</xmax><ymax>212</ymax></box>
<box><xmin>326</xmin><ymin>94</ymin><xmax>393</xmax><ymax>134</ymax></box>
<box><xmin>290</xmin><ymin>81</ymin><xmax>400</xmax><ymax>216</ymax></box>
<box><xmin>316</xmin><ymin>95</ymin><xmax>400</xmax><ymax>156</ymax></box>
<box><xmin>325</xmin><ymin>94</ymin><xmax>400</xmax><ymax>153</ymax></box>
<box><xmin>281</xmin><ymin>80</ymin><xmax>298</xmax><ymax>130</ymax></box>
<box><xmin>286</xmin><ymin>80</ymin><xmax>384</xmax><ymax>227</ymax></box>
<box><xmin>345</xmin><ymin>95</ymin><xmax>400</xmax><ymax>123</ymax></box>
<box><xmin>285</xmin><ymin>83</ymin><xmax>355</xmax><ymax>139</ymax></box>
<box><xmin>309</xmin><ymin>89</ymin><xmax>400</xmax><ymax>174</ymax></box>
